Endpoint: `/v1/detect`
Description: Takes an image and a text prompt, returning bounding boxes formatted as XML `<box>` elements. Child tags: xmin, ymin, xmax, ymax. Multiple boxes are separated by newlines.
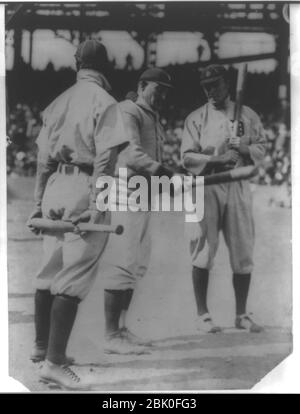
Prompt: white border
<box><xmin>0</xmin><ymin>0</ymin><xmax>299</xmax><ymax>393</ymax></box>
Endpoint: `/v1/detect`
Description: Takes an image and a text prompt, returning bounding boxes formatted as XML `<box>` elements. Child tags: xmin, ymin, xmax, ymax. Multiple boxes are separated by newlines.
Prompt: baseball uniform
<box><xmin>181</xmin><ymin>99</ymin><xmax>266</xmax><ymax>273</ymax></box>
<box><xmin>102</xmin><ymin>99</ymin><xmax>166</xmax><ymax>290</ymax></box>
<box><xmin>34</xmin><ymin>69</ymin><xmax>128</xmax><ymax>300</ymax></box>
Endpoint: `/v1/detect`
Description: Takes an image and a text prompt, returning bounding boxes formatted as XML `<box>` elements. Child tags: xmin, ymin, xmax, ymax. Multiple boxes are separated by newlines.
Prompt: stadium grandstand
<box><xmin>5</xmin><ymin>2</ymin><xmax>291</xmax><ymax>205</ymax></box>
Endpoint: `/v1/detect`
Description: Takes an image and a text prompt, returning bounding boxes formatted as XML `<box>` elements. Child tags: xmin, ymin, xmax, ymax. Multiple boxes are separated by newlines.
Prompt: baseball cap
<box><xmin>139</xmin><ymin>68</ymin><xmax>173</xmax><ymax>88</ymax></box>
<box><xmin>75</xmin><ymin>39</ymin><xmax>108</xmax><ymax>70</ymax></box>
<box><xmin>200</xmin><ymin>64</ymin><xmax>227</xmax><ymax>85</ymax></box>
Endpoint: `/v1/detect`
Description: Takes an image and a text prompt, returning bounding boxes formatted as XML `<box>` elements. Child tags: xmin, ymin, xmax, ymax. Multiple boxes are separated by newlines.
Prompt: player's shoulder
<box><xmin>119</xmin><ymin>100</ymin><xmax>143</xmax><ymax>120</ymax></box>
<box><xmin>242</xmin><ymin>104</ymin><xmax>261</xmax><ymax>122</ymax></box>
<box><xmin>185</xmin><ymin>104</ymin><xmax>208</xmax><ymax>125</ymax></box>
<box><xmin>45</xmin><ymin>85</ymin><xmax>75</xmax><ymax>113</ymax></box>
<box><xmin>79</xmin><ymin>81</ymin><xmax>115</xmax><ymax>105</ymax></box>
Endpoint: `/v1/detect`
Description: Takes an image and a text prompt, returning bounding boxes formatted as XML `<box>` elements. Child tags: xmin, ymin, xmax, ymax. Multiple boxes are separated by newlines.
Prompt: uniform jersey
<box><xmin>35</xmin><ymin>69</ymin><xmax>127</xmax><ymax>207</ymax></box>
<box><xmin>116</xmin><ymin>99</ymin><xmax>166</xmax><ymax>177</ymax></box>
<box><xmin>181</xmin><ymin>99</ymin><xmax>266</xmax><ymax>175</ymax></box>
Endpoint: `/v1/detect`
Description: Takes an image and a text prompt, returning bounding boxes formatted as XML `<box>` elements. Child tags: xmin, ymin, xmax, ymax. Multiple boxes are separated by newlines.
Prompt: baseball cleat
<box><xmin>196</xmin><ymin>313</ymin><xmax>222</xmax><ymax>333</ymax></box>
<box><xmin>235</xmin><ymin>314</ymin><xmax>264</xmax><ymax>333</ymax></box>
<box><xmin>30</xmin><ymin>345</ymin><xmax>75</xmax><ymax>365</ymax></box>
<box><xmin>103</xmin><ymin>331</ymin><xmax>150</xmax><ymax>355</ymax></box>
<box><xmin>119</xmin><ymin>327</ymin><xmax>153</xmax><ymax>347</ymax></box>
<box><xmin>39</xmin><ymin>360</ymin><xmax>92</xmax><ymax>391</ymax></box>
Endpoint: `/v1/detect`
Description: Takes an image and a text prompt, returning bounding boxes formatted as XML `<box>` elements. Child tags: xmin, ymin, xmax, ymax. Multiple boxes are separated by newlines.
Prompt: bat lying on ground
<box><xmin>28</xmin><ymin>219</ymin><xmax>124</xmax><ymax>235</ymax></box>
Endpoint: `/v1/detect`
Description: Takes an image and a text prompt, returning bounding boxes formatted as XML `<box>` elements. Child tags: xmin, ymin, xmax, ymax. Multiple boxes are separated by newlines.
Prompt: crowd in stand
<box><xmin>6</xmin><ymin>103</ymin><xmax>291</xmax><ymax>200</ymax></box>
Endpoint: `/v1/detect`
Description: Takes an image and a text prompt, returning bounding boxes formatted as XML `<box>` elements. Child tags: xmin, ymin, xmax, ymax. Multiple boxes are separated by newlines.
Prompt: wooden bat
<box><xmin>28</xmin><ymin>218</ymin><xmax>124</xmax><ymax>235</ymax></box>
<box><xmin>173</xmin><ymin>165</ymin><xmax>258</xmax><ymax>195</ymax></box>
<box><xmin>203</xmin><ymin>165</ymin><xmax>258</xmax><ymax>185</ymax></box>
<box><xmin>233</xmin><ymin>63</ymin><xmax>248</xmax><ymax>136</ymax></box>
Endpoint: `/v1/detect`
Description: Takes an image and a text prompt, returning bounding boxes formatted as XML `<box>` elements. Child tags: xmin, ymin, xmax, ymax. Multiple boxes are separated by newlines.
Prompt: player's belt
<box><xmin>57</xmin><ymin>163</ymin><xmax>93</xmax><ymax>176</ymax></box>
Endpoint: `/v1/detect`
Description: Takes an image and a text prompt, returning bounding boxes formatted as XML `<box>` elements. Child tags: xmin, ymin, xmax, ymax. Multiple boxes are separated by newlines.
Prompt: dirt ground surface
<box><xmin>7</xmin><ymin>176</ymin><xmax>292</xmax><ymax>391</ymax></box>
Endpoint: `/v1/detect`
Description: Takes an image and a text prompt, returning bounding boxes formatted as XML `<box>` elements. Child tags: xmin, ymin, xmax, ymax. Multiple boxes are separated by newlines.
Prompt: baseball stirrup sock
<box><xmin>233</xmin><ymin>273</ymin><xmax>251</xmax><ymax>315</ymax></box>
<box><xmin>34</xmin><ymin>289</ymin><xmax>54</xmax><ymax>349</ymax></box>
<box><xmin>122</xmin><ymin>289</ymin><xmax>134</xmax><ymax>311</ymax></box>
<box><xmin>192</xmin><ymin>267</ymin><xmax>209</xmax><ymax>316</ymax></box>
<box><xmin>46</xmin><ymin>294</ymin><xmax>79</xmax><ymax>365</ymax></box>
<box><xmin>104</xmin><ymin>290</ymin><xmax>124</xmax><ymax>335</ymax></box>
<box><xmin>120</xmin><ymin>289</ymin><xmax>134</xmax><ymax>327</ymax></box>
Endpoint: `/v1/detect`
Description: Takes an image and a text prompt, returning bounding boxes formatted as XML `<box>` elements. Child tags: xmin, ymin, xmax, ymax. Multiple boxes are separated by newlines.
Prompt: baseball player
<box><xmin>101</xmin><ymin>68</ymin><xmax>174</xmax><ymax>354</ymax></box>
<box><xmin>27</xmin><ymin>40</ymin><xmax>128</xmax><ymax>390</ymax></box>
<box><xmin>181</xmin><ymin>64</ymin><xmax>266</xmax><ymax>333</ymax></box>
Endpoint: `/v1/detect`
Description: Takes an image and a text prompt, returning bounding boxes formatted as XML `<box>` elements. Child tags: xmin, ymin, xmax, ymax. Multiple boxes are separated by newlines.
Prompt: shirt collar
<box><xmin>135</xmin><ymin>97</ymin><xmax>157</xmax><ymax>117</ymax></box>
<box><xmin>77</xmin><ymin>69</ymin><xmax>112</xmax><ymax>92</ymax></box>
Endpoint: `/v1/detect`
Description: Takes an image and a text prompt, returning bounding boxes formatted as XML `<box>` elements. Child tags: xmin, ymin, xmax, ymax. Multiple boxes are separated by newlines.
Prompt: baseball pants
<box><xmin>185</xmin><ymin>181</ymin><xmax>254</xmax><ymax>274</ymax></box>
<box><xmin>34</xmin><ymin>167</ymin><xmax>110</xmax><ymax>300</ymax></box>
<box><xmin>102</xmin><ymin>210</ymin><xmax>152</xmax><ymax>290</ymax></box>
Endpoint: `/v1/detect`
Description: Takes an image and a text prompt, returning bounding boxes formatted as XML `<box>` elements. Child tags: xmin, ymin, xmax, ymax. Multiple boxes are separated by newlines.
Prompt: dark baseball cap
<box><xmin>139</xmin><ymin>68</ymin><xmax>173</xmax><ymax>88</ymax></box>
<box><xmin>75</xmin><ymin>39</ymin><xmax>108</xmax><ymax>69</ymax></box>
<box><xmin>200</xmin><ymin>64</ymin><xmax>227</xmax><ymax>85</ymax></box>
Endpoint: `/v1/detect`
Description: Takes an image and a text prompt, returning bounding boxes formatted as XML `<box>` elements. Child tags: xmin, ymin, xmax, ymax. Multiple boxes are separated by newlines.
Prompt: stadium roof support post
<box><xmin>13</xmin><ymin>27</ymin><xmax>22</xmax><ymax>70</ymax></box>
<box><xmin>29</xmin><ymin>29</ymin><xmax>33</xmax><ymax>68</ymax></box>
<box><xmin>79</xmin><ymin>4</ymin><xmax>85</xmax><ymax>43</ymax></box>
<box><xmin>276</xmin><ymin>20</ymin><xmax>290</xmax><ymax>124</ymax></box>
<box><xmin>142</xmin><ymin>34</ymin><xmax>149</xmax><ymax>70</ymax></box>
<box><xmin>204</xmin><ymin>29</ymin><xmax>218</xmax><ymax>68</ymax></box>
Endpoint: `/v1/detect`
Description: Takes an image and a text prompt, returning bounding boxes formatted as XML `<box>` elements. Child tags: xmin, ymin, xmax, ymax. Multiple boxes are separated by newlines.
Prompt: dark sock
<box><xmin>233</xmin><ymin>273</ymin><xmax>251</xmax><ymax>316</ymax></box>
<box><xmin>192</xmin><ymin>267</ymin><xmax>209</xmax><ymax>316</ymax></box>
<box><xmin>34</xmin><ymin>289</ymin><xmax>54</xmax><ymax>349</ymax></box>
<box><xmin>46</xmin><ymin>294</ymin><xmax>79</xmax><ymax>365</ymax></box>
<box><xmin>122</xmin><ymin>289</ymin><xmax>134</xmax><ymax>311</ymax></box>
<box><xmin>104</xmin><ymin>289</ymin><xmax>124</xmax><ymax>336</ymax></box>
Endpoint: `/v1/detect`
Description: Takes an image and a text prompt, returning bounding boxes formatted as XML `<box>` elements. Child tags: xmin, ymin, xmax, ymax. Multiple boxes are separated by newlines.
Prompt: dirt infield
<box><xmin>7</xmin><ymin>176</ymin><xmax>292</xmax><ymax>391</ymax></box>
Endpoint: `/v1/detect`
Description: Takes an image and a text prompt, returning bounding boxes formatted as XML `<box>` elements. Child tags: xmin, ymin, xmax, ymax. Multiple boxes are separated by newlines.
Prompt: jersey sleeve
<box><xmin>180</xmin><ymin>113</ymin><xmax>211</xmax><ymax>175</ymax></box>
<box><xmin>246</xmin><ymin>108</ymin><xmax>267</xmax><ymax>166</ymax></box>
<box><xmin>120</xmin><ymin>108</ymin><xmax>161</xmax><ymax>175</ymax></box>
<box><xmin>91</xmin><ymin>103</ymin><xmax>130</xmax><ymax>205</ymax></box>
<box><xmin>34</xmin><ymin>108</ymin><xmax>58</xmax><ymax>207</ymax></box>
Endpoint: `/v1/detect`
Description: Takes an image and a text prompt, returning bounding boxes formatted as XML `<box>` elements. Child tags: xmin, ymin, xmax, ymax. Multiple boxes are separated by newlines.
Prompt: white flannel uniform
<box><xmin>181</xmin><ymin>99</ymin><xmax>266</xmax><ymax>274</ymax></box>
<box><xmin>34</xmin><ymin>69</ymin><xmax>128</xmax><ymax>300</ymax></box>
<box><xmin>102</xmin><ymin>99</ymin><xmax>165</xmax><ymax>290</ymax></box>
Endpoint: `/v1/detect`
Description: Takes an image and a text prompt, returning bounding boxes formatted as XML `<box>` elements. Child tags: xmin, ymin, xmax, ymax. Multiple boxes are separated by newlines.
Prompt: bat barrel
<box><xmin>203</xmin><ymin>166</ymin><xmax>258</xmax><ymax>186</ymax></box>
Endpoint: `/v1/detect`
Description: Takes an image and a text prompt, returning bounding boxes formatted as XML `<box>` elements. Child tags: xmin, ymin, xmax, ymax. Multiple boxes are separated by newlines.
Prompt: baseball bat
<box><xmin>233</xmin><ymin>63</ymin><xmax>248</xmax><ymax>136</ymax></box>
<box><xmin>203</xmin><ymin>165</ymin><xmax>258</xmax><ymax>185</ymax></box>
<box><xmin>28</xmin><ymin>218</ymin><xmax>124</xmax><ymax>235</ymax></box>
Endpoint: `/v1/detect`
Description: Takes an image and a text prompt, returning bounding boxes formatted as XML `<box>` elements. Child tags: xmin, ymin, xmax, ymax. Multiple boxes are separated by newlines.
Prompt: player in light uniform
<box><xmin>27</xmin><ymin>40</ymin><xmax>128</xmax><ymax>389</ymax></box>
<box><xmin>181</xmin><ymin>65</ymin><xmax>266</xmax><ymax>333</ymax></box>
<box><xmin>101</xmin><ymin>68</ymin><xmax>174</xmax><ymax>354</ymax></box>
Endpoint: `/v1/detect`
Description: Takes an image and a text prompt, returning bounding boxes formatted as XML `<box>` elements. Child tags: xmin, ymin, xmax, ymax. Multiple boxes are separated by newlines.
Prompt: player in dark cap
<box><xmin>27</xmin><ymin>39</ymin><xmax>128</xmax><ymax>389</ymax></box>
<box><xmin>101</xmin><ymin>67</ymin><xmax>176</xmax><ymax>354</ymax></box>
<box><xmin>75</xmin><ymin>39</ymin><xmax>109</xmax><ymax>75</ymax></box>
<box><xmin>181</xmin><ymin>64</ymin><xmax>266</xmax><ymax>334</ymax></box>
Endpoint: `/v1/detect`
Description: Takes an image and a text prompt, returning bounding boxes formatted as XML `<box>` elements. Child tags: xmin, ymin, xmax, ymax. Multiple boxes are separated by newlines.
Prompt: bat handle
<box><xmin>77</xmin><ymin>223</ymin><xmax>124</xmax><ymax>235</ymax></box>
<box><xmin>233</xmin><ymin>120</ymin><xmax>239</xmax><ymax>137</ymax></box>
